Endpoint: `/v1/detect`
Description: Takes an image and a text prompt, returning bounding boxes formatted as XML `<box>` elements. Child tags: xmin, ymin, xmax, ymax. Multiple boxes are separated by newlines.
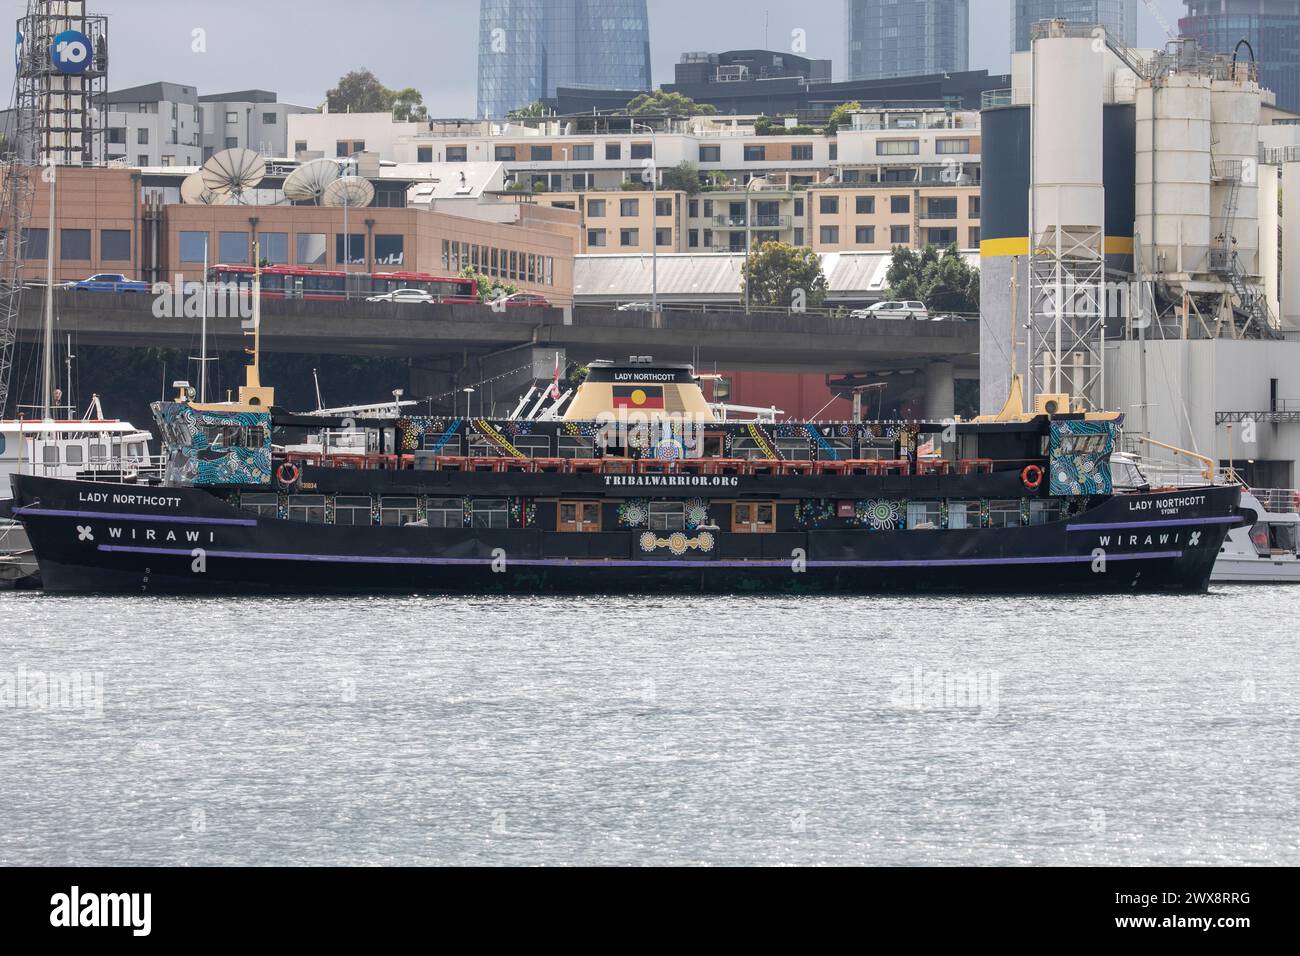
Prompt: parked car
<box><xmin>67</xmin><ymin>273</ymin><xmax>151</xmax><ymax>294</ymax></box>
<box><xmin>366</xmin><ymin>289</ymin><xmax>436</xmax><ymax>304</ymax></box>
<box><xmin>849</xmin><ymin>300</ymin><xmax>929</xmax><ymax>321</ymax></box>
<box><xmin>500</xmin><ymin>292</ymin><xmax>551</xmax><ymax>308</ymax></box>
<box><xmin>616</xmin><ymin>301</ymin><xmax>655</xmax><ymax>312</ymax></box>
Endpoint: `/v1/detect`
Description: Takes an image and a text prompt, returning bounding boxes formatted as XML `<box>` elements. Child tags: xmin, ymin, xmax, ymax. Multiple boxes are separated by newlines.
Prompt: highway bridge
<box><xmin>14</xmin><ymin>292</ymin><xmax>980</xmax><ymax>414</ymax></box>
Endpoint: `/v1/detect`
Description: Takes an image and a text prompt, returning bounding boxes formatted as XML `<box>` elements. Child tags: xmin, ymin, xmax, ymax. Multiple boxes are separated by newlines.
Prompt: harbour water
<box><xmin>1</xmin><ymin>588</ymin><xmax>1296</xmax><ymax>867</ymax></box>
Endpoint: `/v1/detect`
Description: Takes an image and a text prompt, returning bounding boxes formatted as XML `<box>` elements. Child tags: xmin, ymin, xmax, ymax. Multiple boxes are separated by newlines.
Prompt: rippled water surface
<box><xmin>1</xmin><ymin>588</ymin><xmax>1296</xmax><ymax>866</ymax></box>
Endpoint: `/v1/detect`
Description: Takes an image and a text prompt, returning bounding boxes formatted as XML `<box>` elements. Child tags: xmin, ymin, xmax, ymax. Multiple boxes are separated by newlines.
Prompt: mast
<box><xmin>200</xmin><ymin>237</ymin><xmax>209</xmax><ymax>403</ymax></box>
<box><xmin>41</xmin><ymin>164</ymin><xmax>54</xmax><ymax>419</ymax></box>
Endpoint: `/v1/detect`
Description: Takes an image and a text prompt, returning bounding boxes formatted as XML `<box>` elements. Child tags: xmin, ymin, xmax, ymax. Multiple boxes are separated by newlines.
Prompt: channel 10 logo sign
<box><xmin>50</xmin><ymin>30</ymin><xmax>92</xmax><ymax>75</ymax></box>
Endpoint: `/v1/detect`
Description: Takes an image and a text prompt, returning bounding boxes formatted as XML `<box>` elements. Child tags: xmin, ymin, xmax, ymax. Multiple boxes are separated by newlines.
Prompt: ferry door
<box><xmin>283</xmin><ymin>275</ymin><xmax>304</xmax><ymax>300</ymax></box>
<box><xmin>559</xmin><ymin>502</ymin><xmax>601</xmax><ymax>532</ymax></box>
<box><xmin>733</xmin><ymin>502</ymin><xmax>775</xmax><ymax>534</ymax></box>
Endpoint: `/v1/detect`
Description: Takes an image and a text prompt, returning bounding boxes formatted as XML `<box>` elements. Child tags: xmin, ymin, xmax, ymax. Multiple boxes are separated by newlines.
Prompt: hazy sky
<box><xmin>1</xmin><ymin>0</ymin><xmax>1188</xmax><ymax>115</ymax></box>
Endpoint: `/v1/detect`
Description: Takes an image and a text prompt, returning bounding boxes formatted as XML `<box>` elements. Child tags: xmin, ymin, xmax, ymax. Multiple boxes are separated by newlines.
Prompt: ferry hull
<box><xmin>9</xmin><ymin>476</ymin><xmax>1242</xmax><ymax>596</ymax></box>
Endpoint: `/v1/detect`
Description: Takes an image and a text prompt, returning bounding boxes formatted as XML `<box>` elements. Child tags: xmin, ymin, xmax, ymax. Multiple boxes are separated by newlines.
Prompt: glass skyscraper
<box><xmin>1012</xmin><ymin>0</ymin><xmax>1137</xmax><ymax>52</ymax></box>
<box><xmin>844</xmin><ymin>0</ymin><xmax>969</xmax><ymax>81</ymax></box>
<box><xmin>1180</xmin><ymin>0</ymin><xmax>1300</xmax><ymax>112</ymax></box>
<box><xmin>477</xmin><ymin>0</ymin><xmax>651</xmax><ymax>119</ymax></box>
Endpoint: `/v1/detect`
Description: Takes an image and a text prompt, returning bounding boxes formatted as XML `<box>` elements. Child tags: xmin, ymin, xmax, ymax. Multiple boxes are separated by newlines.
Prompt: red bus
<box><xmin>207</xmin><ymin>265</ymin><xmax>479</xmax><ymax>304</ymax></box>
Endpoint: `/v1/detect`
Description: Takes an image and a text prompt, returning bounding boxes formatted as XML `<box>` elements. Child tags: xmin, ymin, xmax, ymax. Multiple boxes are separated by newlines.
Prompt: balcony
<box><xmin>712</xmin><ymin>215</ymin><xmax>791</xmax><ymax>228</ymax></box>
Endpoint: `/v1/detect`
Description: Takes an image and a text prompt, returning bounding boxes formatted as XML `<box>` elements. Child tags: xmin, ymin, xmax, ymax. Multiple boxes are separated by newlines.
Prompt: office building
<box><xmin>477</xmin><ymin>0</ymin><xmax>651</xmax><ymax>119</ymax></box>
<box><xmin>1013</xmin><ymin>0</ymin><xmax>1137</xmax><ymax>52</ymax></box>
<box><xmin>1181</xmin><ymin>0</ymin><xmax>1300</xmax><ymax>112</ymax></box>
<box><xmin>845</xmin><ymin>0</ymin><xmax>969</xmax><ymax>81</ymax></box>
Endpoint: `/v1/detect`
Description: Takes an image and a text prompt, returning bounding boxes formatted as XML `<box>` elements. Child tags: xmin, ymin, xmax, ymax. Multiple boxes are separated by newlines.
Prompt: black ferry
<box><xmin>1</xmin><ymin>353</ymin><xmax>1243</xmax><ymax>595</ymax></box>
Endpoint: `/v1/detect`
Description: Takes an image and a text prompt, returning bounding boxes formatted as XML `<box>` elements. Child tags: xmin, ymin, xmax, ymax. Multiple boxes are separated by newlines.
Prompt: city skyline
<box><xmin>0</xmin><ymin>0</ymin><xmax>1187</xmax><ymax>117</ymax></box>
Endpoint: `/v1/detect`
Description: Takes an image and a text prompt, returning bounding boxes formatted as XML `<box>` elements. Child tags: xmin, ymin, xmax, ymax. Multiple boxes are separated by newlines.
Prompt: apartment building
<box><xmin>287</xmin><ymin>107</ymin><xmax>983</xmax><ymax>256</ymax></box>
<box><xmin>100</xmin><ymin>82</ymin><xmax>204</xmax><ymax>168</ymax></box>
<box><xmin>200</xmin><ymin>90</ymin><xmax>316</xmax><ymax>161</ymax></box>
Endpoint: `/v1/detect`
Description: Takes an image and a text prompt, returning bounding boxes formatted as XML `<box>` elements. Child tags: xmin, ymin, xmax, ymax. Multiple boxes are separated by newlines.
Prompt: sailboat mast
<box><xmin>41</xmin><ymin>166</ymin><xmax>55</xmax><ymax>419</ymax></box>
<box><xmin>200</xmin><ymin>238</ymin><xmax>209</xmax><ymax>403</ymax></box>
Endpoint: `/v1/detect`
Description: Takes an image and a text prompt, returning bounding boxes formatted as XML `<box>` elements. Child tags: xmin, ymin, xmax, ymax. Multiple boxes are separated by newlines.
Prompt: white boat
<box><xmin>1213</xmin><ymin>488</ymin><xmax>1300</xmax><ymax>584</ymax></box>
<box><xmin>1111</xmin><ymin>452</ymin><xmax>1300</xmax><ymax>585</ymax></box>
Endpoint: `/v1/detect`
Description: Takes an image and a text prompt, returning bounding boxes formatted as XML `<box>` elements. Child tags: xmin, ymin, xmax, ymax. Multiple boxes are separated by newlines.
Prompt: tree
<box><xmin>508</xmin><ymin>100</ymin><xmax>549</xmax><ymax>119</ymax></box>
<box><xmin>885</xmin><ymin>243</ymin><xmax>980</xmax><ymax>315</ymax></box>
<box><xmin>459</xmin><ymin>266</ymin><xmax>519</xmax><ymax>305</ymax></box>
<box><xmin>823</xmin><ymin>100</ymin><xmax>862</xmax><ymax>136</ymax></box>
<box><xmin>741</xmin><ymin>241</ymin><xmax>829</xmax><ymax>310</ymax></box>
<box><xmin>391</xmin><ymin>87</ymin><xmax>426</xmax><ymax>121</ymax></box>
<box><xmin>327</xmin><ymin>69</ymin><xmax>396</xmax><ymax>114</ymax></box>
<box><xmin>626</xmin><ymin>90</ymin><xmax>716</xmax><ymax>116</ymax></box>
<box><xmin>660</xmin><ymin>161</ymin><xmax>702</xmax><ymax>194</ymax></box>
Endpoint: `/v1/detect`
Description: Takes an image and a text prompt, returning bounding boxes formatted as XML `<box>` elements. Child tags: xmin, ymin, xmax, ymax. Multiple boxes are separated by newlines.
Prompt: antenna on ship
<box><xmin>235</xmin><ymin>240</ymin><xmax>274</xmax><ymax>409</ymax></box>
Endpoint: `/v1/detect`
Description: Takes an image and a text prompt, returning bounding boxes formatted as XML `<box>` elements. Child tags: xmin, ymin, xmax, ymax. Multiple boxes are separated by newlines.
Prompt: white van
<box><xmin>850</xmin><ymin>301</ymin><xmax>929</xmax><ymax>320</ymax></box>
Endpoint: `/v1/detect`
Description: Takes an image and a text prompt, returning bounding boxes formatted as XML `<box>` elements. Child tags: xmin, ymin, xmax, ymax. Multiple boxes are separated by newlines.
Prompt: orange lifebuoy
<box><xmin>276</xmin><ymin>462</ymin><xmax>301</xmax><ymax>488</ymax></box>
<box><xmin>1022</xmin><ymin>464</ymin><xmax>1044</xmax><ymax>491</ymax></box>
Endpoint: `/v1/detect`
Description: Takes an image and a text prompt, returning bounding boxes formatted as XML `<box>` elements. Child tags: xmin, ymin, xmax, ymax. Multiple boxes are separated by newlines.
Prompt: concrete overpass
<box><xmin>15</xmin><ymin>292</ymin><xmax>979</xmax><ymax>414</ymax></box>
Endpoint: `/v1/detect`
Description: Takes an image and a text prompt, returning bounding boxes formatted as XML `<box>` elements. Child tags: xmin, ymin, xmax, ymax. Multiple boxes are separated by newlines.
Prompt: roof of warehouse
<box><xmin>574</xmin><ymin>250</ymin><xmax>979</xmax><ymax>299</ymax></box>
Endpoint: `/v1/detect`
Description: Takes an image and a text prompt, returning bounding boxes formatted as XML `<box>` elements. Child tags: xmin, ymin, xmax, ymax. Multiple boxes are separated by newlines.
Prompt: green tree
<box><xmin>823</xmin><ymin>100</ymin><xmax>862</xmax><ymax>136</ymax></box>
<box><xmin>508</xmin><ymin>100</ymin><xmax>549</xmax><ymax>119</ymax></box>
<box><xmin>660</xmin><ymin>161</ymin><xmax>702</xmax><ymax>194</ymax></box>
<box><xmin>626</xmin><ymin>90</ymin><xmax>717</xmax><ymax>116</ymax></box>
<box><xmin>741</xmin><ymin>241</ymin><xmax>829</xmax><ymax>310</ymax></box>
<box><xmin>391</xmin><ymin>87</ymin><xmax>426</xmax><ymax>121</ymax></box>
<box><xmin>326</xmin><ymin>69</ymin><xmax>396</xmax><ymax>114</ymax></box>
<box><xmin>460</xmin><ymin>266</ymin><xmax>520</xmax><ymax>305</ymax></box>
<box><xmin>885</xmin><ymin>243</ymin><xmax>980</xmax><ymax>315</ymax></box>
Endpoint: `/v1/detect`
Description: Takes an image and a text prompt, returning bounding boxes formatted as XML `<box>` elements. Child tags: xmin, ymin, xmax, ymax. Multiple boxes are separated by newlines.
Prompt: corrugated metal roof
<box><xmin>575</xmin><ymin>250</ymin><xmax>979</xmax><ymax>301</ymax></box>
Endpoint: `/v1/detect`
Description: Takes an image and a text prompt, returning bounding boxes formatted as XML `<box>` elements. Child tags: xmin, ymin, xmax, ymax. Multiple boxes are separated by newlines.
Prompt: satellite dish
<box><xmin>200</xmin><ymin>148</ymin><xmax>266</xmax><ymax>202</ymax></box>
<box><xmin>181</xmin><ymin>171</ymin><xmax>227</xmax><ymax>205</ymax></box>
<box><xmin>283</xmin><ymin>158</ymin><xmax>340</xmax><ymax>204</ymax></box>
<box><xmin>322</xmin><ymin>176</ymin><xmax>375</xmax><ymax>209</ymax></box>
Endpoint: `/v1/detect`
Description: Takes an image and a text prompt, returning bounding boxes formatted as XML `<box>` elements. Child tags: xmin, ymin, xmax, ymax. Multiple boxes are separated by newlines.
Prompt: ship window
<box><xmin>64</xmin><ymin>444</ymin><xmax>84</xmax><ymax>466</ymax></box>
<box><xmin>288</xmin><ymin>495</ymin><xmax>327</xmax><ymax>524</ymax></box>
<box><xmin>471</xmin><ymin>499</ymin><xmax>509</xmax><ymax>529</ymax></box>
<box><xmin>733</xmin><ymin>502</ymin><xmax>775</xmax><ymax>534</ymax></box>
<box><xmin>241</xmin><ymin>493</ymin><xmax>279</xmax><ymax>518</ymax></box>
<box><xmin>557</xmin><ymin>436</ymin><xmax>595</xmax><ymax>459</ymax></box>
<box><xmin>1029</xmin><ymin>500</ymin><xmax>1061</xmax><ymax>526</ymax></box>
<box><xmin>907</xmin><ymin>501</ymin><xmax>941</xmax><ymax>530</ymax></box>
<box><xmin>128</xmin><ymin>443</ymin><xmax>144</xmax><ymax>458</ymax></box>
<box><xmin>1271</xmin><ymin>524</ymin><xmax>1297</xmax><ymax>552</ymax></box>
<box><xmin>774</xmin><ymin>438</ymin><xmax>811</xmax><ymax>461</ymax></box>
<box><xmin>513</xmin><ymin>435</ymin><xmax>552</xmax><ymax>458</ymax></box>
<box><xmin>42</xmin><ymin>446</ymin><xmax>60</xmax><ymax>464</ymax></box>
<box><xmin>558</xmin><ymin>501</ymin><xmax>601</xmax><ymax>532</ymax></box>
<box><xmin>989</xmin><ymin>500</ymin><xmax>1023</xmax><ymax>528</ymax></box>
<box><xmin>380</xmin><ymin>497</ymin><xmax>421</xmax><ymax>527</ymax></box>
<box><xmin>730</xmin><ymin>438</ymin><xmax>771</xmax><ymax>461</ymax></box>
<box><xmin>334</xmin><ymin>496</ymin><xmax>372</xmax><ymax>526</ymax></box>
<box><xmin>421</xmin><ymin>432</ymin><xmax>461</xmax><ymax>455</ymax></box>
<box><xmin>89</xmin><ymin>444</ymin><xmax>108</xmax><ymax>463</ymax></box>
<box><xmin>426</xmin><ymin>498</ymin><xmax>463</xmax><ymax>529</ymax></box>
<box><xmin>947</xmin><ymin>501</ymin><xmax>976</xmax><ymax>530</ymax></box>
<box><xmin>649</xmin><ymin>501</ymin><xmax>686</xmax><ymax>531</ymax></box>
<box><xmin>467</xmin><ymin>437</ymin><xmax>506</xmax><ymax>457</ymax></box>
<box><xmin>817</xmin><ymin>438</ymin><xmax>853</xmax><ymax>461</ymax></box>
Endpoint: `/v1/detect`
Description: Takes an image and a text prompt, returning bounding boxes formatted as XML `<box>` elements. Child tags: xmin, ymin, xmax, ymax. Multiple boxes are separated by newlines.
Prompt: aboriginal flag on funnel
<box><xmin>612</xmin><ymin>385</ymin><xmax>665</xmax><ymax>410</ymax></box>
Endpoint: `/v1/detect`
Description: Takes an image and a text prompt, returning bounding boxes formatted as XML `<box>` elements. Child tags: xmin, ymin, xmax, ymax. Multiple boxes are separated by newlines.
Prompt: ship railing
<box><xmin>1249</xmin><ymin>488</ymin><xmax>1300</xmax><ymax>515</ymax></box>
<box><xmin>275</xmin><ymin>451</ymin><xmax>1043</xmax><ymax>479</ymax></box>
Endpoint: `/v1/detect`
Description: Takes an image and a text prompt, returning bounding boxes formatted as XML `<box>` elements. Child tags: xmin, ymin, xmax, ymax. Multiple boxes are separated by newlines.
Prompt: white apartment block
<box><xmin>201</xmin><ymin>90</ymin><xmax>316</xmax><ymax>161</ymax></box>
<box><xmin>101</xmin><ymin>82</ymin><xmax>203</xmax><ymax>168</ymax></box>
